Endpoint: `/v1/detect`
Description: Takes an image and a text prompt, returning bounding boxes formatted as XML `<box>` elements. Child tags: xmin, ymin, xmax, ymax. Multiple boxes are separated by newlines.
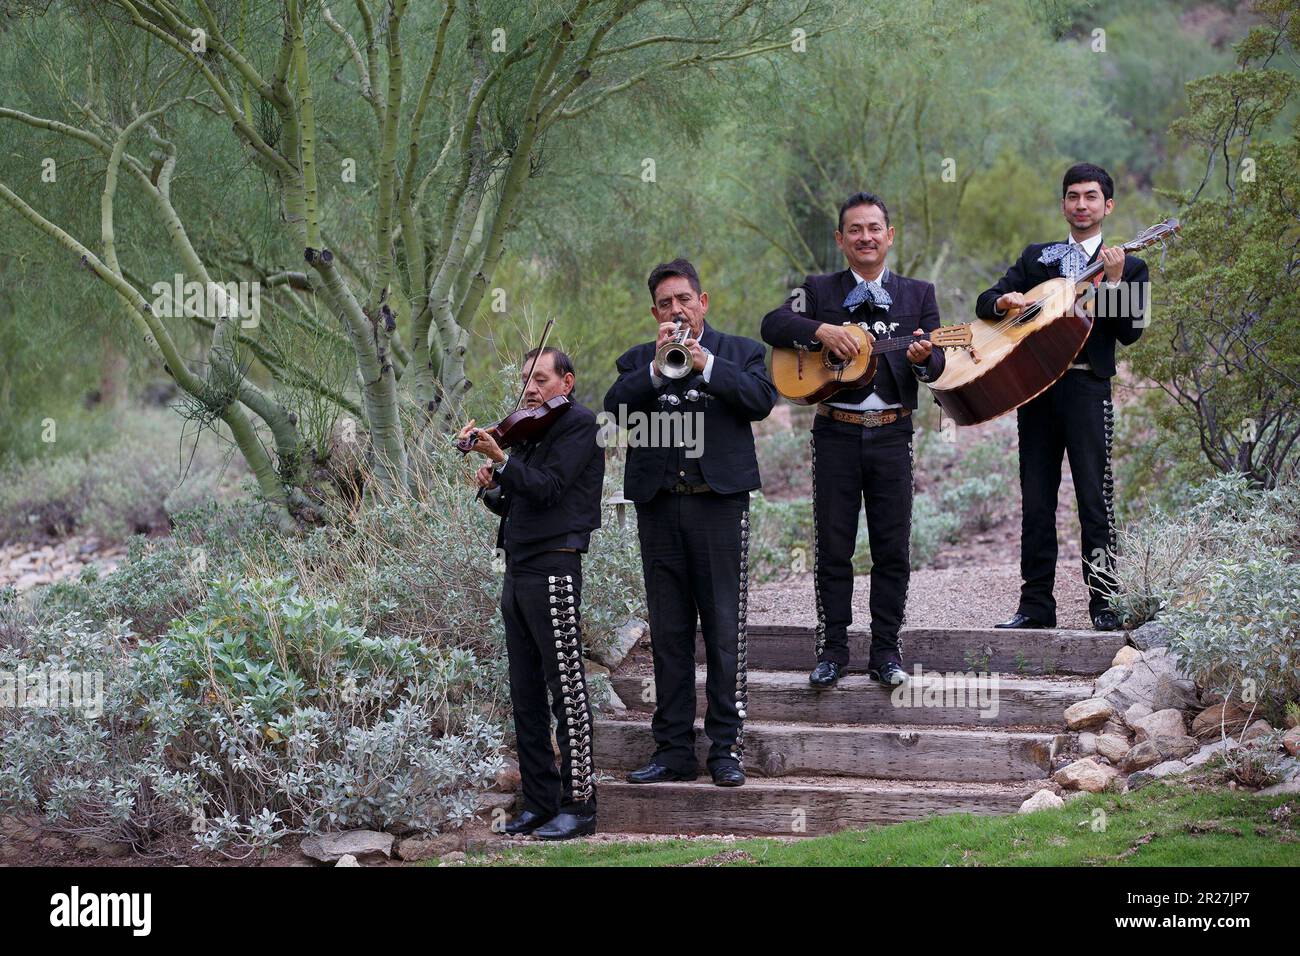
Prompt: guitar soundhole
<box><xmin>823</xmin><ymin>354</ymin><xmax>849</xmax><ymax>372</ymax></box>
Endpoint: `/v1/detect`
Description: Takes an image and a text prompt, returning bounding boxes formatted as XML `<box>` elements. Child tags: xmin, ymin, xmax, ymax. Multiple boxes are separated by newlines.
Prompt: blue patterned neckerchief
<box><xmin>842</xmin><ymin>267</ymin><xmax>892</xmax><ymax>312</ymax></box>
<box><xmin>1037</xmin><ymin>239</ymin><xmax>1096</xmax><ymax>281</ymax></box>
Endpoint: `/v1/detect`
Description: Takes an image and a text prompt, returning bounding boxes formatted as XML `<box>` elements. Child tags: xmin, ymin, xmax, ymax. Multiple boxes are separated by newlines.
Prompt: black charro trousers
<box><xmin>1015</xmin><ymin>368</ymin><xmax>1117</xmax><ymax>623</ymax></box>
<box><xmin>811</xmin><ymin>415</ymin><xmax>914</xmax><ymax>668</ymax></box>
<box><xmin>635</xmin><ymin>490</ymin><xmax>749</xmax><ymax>774</ymax></box>
<box><xmin>501</xmin><ymin>550</ymin><xmax>596</xmax><ymax>817</ymax></box>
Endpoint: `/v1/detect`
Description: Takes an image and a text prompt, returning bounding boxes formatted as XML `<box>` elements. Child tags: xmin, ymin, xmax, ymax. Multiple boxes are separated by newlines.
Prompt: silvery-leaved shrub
<box><xmin>1104</xmin><ymin>472</ymin><xmax>1299</xmax><ymax>628</ymax></box>
<box><xmin>1161</xmin><ymin>551</ymin><xmax>1300</xmax><ymax>725</ymax></box>
<box><xmin>0</xmin><ymin>575</ymin><xmax>504</xmax><ymax>857</ymax></box>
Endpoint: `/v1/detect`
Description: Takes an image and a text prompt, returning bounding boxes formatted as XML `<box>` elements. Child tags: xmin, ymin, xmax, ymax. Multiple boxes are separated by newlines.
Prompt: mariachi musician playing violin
<box><xmin>457</xmin><ymin>344</ymin><xmax>605</xmax><ymax>840</ymax></box>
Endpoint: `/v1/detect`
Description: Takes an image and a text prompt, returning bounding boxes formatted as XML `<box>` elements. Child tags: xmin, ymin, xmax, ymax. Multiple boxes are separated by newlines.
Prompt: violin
<box><xmin>456</xmin><ymin>317</ymin><xmax>572</xmax><ymax>455</ymax></box>
<box><xmin>456</xmin><ymin>394</ymin><xmax>573</xmax><ymax>453</ymax></box>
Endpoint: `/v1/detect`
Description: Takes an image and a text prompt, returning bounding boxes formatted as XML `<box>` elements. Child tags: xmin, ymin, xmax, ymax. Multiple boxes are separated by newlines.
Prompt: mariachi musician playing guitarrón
<box><xmin>761</xmin><ymin>192</ymin><xmax>945</xmax><ymax>690</ymax></box>
<box><xmin>975</xmin><ymin>163</ymin><xmax>1148</xmax><ymax>633</ymax></box>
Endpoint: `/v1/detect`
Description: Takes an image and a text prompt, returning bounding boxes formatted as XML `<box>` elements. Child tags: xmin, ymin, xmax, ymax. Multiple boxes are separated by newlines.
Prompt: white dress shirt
<box><xmin>827</xmin><ymin>266</ymin><xmax>903</xmax><ymax>411</ymax></box>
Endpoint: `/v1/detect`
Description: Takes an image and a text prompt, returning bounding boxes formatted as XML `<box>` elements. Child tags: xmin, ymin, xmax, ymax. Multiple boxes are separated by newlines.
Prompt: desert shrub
<box><xmin>0</xmin><ymin>577</ymin><xmax>504</xmax><ymax>857</ymax></box>
<box><xmin>749</xmin><ymin>493</ymin><xmax>814</xmax><ymax>583</ymax></box>
<box><xmin>1161</xmin><ymin>553</ymin><xmax>1300</xmax><ymax>725</ymax></box>
<box><xmin>1105</xmin><ymin>472</ymin><xmax>1300</xmax><ymax>627</ymax></box>
<box><xmin>755</xmin><ymin>430</ymin><xmax>812</xmax><ymax>500</ymax></box>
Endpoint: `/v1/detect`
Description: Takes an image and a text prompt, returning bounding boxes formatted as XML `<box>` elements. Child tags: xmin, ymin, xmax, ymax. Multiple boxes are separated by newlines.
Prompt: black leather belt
<box><xmin>667</xmin><ymin>481</ymin><xmax>713</xmax><ymax>495</ymax></box>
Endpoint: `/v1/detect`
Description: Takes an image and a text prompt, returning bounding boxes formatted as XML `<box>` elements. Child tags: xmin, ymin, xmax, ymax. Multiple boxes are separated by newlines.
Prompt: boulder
<box><xmin>1121</xmin><ymin>740</ymin><xmax>1161</xmax><ymax>772</ymax></box>
<box><xmin>1241</xmin><ymin>720</ymin><xmax>1273</xmax><ymax>744</ymax></box>
<box><xmin>1191</xmin><ymin>701</ymin><xmax>1254</xmax><ymax>741</ymax></box>
<box><xmin>1152</xmin><ymin>734</ymin><xmax>1199</xmax><ymax>761</ymax></box>
<box><xmin>1127</xmin><ymin>759</ymin><xmax>1188</xmax><ymax>791</ymax></box>
<box><xmin>335</xmin><ymin>854</ymin><xmax>360</xmax><ymax>867</ymax></box>
<box><xmin>396</xmin><ymin>832</ymin><xmax>463</xmax><ymax>862</ymax></box>
<box><xmin>494</xmin><ymin>756</ymin><xmax>521</xmax><ymax>793</ymax></box>
<box><xmin>1257</xmin><ymin>758</ymin><xmax>1300</xmax><ymax>796</ymax></box>
<box><xmin>1018</xmin><ymin>789</ymin><xmax>1065</xmax><ymax>814</ymax></box>
<box><xmin>1112</xmin><ymin>645</ymin><xmax>1141</xmax><ymax>668</ymax></box>
<box><xmin>1093</xmin><ymin>665</ymin><xmax>1129</xmax><ymax>698</ymax></box>
<box><xmin>1064</xmin><ymin>698</ymin><xmax>1114</xmax><ymax>731</ymax></box>
<box><xmin>1129</xmin><ymin>620</ymin><xmax>1172</xmax><ymax>650</ymax></box>
<box><xmin>1185</xmin><ymin>737</ymin><xmax>1238</xmax><ymax>768</ymax></box>
<box><xmin>1095</xmin><ymin>733</ymin><xmax>1130</xmax><ymax>763</ymax></box>
<box><xmin>1101</xmin><ymin>647</ymin><xmax>1195</xmax><ymax>714</ymax></box>
<box><xmin>1101</xmin><ymin>719</ymin><xmax>1129</xmax><ymax>738</ymax></box>
<box><xmin>591</xmin><ymin>617</ymin><xmax>646</xmax><ymax>669</ymax></box>
<box><xmin>300</xmin><ymin>830</ymin><xmax>394</xmax><ymax>863</ymax></box>
<box><xmin>1131</xmin><ymin>708</ymin><xmax>1187</xmax><ymax>743</ymax></box>
<box><xmin>1053</xmin><ymin>757</ymin><xmax>1120</xmax><ymax>793</ymax></box>
<box><xmin>1077</xmin><ymin>732</ymin><xmax>1097</xmax><ymax>755</ymax></box>
<box><xmin>1124</xmin><ymin>703</ymin><xmax>1153</xmax><ymax>727</ymax></box>
<box><xmin>1284</xmin><ymin>726</ymin><xmax>1300</xmax><ymax>758</ymax></box>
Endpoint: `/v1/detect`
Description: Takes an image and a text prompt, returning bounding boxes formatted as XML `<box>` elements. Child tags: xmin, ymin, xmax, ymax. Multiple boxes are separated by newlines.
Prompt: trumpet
<box><xmin>654</xmin><ymin>320</ymin><xmax>693</xmax><ymax>380</ymax></box>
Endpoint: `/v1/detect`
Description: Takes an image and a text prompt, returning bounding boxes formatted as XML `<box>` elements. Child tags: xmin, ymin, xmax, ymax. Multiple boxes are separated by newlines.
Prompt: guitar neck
<box><xmin>872</xmin><ymin>331</ymin><xmax>942</xmax><ymax>355</ymax></box>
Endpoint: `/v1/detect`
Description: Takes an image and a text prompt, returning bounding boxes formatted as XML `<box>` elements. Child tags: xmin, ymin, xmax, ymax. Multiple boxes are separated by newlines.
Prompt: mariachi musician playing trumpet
<box><xmin>457</xmin><ymin>340</ymin><xmax>605</xmax><ymax>840</ymax></box>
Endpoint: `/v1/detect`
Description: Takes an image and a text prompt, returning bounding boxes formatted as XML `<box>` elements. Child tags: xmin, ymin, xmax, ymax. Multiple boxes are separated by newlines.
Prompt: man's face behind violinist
<box><xmin>522</xmin><ymin>350</ymin><xmax>575</xmax><ymax>408</ymax></box>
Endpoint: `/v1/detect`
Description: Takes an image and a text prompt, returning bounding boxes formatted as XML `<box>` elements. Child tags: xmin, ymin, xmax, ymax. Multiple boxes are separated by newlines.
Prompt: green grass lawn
<box><xmin>460</xmin><ymin>782</ymin><xmax>1300</xmax><ymax>867</ymax></box>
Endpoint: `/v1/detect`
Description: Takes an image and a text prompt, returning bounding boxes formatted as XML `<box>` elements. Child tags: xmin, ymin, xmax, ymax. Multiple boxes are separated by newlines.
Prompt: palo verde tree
<box><xmin>0</xmin><ymin>0</ymin><xmax>824</xmax><ymax>521</ymax></box>
<box><xmin>1134</xmin><ymin>0</ymin><xmax>1300</xmax><ymax>488</ymax></box>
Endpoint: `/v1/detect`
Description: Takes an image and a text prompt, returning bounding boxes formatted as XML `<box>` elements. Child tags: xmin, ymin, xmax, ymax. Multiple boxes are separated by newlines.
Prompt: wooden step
<box><xmin>594</xmin><ymin>718</ymin><xmax>1064</xmax><ymax>782</ymax></box>
<box><xmin>696</xmin><ymin>625</ymin><xmax>1123</xmax><ymax>675</ymax></box>
<box><xmin>594</xmin><ymin>776</ymin><xmax>1033</xmax><ymax>836</ymax></box>
<box><xmin>612</xmin><ymin>667</ymin><xmax>1091</xmax><ymax>727</ymax></box>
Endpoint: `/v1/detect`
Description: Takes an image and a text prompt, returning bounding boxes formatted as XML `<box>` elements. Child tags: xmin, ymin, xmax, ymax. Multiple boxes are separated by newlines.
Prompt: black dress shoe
<box><xmin>993</xmin><ymin>612</ymin><xmax>1054</xmax><ymax>629</ymax></box>
<box><xmin>1092</xmin><ymin>610</ymin><xmax>1120</xmax><ymax>631</ymax></box>
<box><xmin>711</xmin><ymin>765</ymin><xmax>746</xmax><ymax>787</ymax></box>
<box><xmin>533</xmin><ymin>811</ymin><xmax>596</xmax><ymax>841</ymax></box>
<box><xmin>501</xmin><ymin>809</ymin><xmax>554</xmax><ymax>836</ymax></box>
<box><xmin>626</xmin><ymin>762</ymin><xmax>698</xmax><ymax>784</ymax></box>
<box><xmin>868</xmin><ymin>659</ymin><xmax>909</xmax><ymax>686</ymax></box>
<box><xmin>809</xmin><ymin>660</ymin><xmax>843</xmax><ymax>688</ymax></box>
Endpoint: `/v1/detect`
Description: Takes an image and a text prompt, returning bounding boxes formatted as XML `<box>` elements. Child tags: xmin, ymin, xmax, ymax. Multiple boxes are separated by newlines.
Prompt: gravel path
<box><xmin>750</xmin><ymin>558</ymin><xmax>1092</xmax><ymax>631</ymax></box>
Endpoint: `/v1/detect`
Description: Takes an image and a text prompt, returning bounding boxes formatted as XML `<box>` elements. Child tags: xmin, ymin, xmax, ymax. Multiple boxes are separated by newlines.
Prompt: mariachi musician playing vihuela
<box><xmin>761</xmin><ymin>192</ymin><xmax>954</xmax><ymax>691</ymax></box>
<box><xmin>457</xmin><ymin>334</ymin><xmax>605</xmax><ymax>840</ymax></box>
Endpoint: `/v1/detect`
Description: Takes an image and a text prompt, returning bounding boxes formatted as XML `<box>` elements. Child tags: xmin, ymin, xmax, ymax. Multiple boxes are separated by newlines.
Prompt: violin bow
<box><xmin>510</xmin><ymin>317</ymin><xmax>556</xmax><ymax>414</ymax></box>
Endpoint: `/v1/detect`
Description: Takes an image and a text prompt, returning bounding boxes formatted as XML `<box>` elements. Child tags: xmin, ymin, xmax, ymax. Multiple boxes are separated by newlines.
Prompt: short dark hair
<box><xmin>1062</xmin><ymin>163</ymin><xmax>1114</xmax><ymax>202</ymax></box>
<box><xmin>838</xmin><ymin>191</ymin><xmax>890</xmax><ymax>230</ymax></box>
<box><xmin>524</xmin><ymin>346</ymin><xmax>574</xmax><ymax>380</ymax></box>
<box><xmin>646</xmin><ymin>257</ymin><xmax>702</xmax><ymax>301</ymax></box>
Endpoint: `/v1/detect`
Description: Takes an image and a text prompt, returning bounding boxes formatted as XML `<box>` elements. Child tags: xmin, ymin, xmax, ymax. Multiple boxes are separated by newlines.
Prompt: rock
<box><xmin>1064</xmin><ymin>790</ymin><xmax>1090</xmax><ymax>803</ymax></box>
<box><xmin>1185</xmin><ymin>738</ymin><xmax>1238</xmax><ymax>768</ymax></box>
<box><xmin>494</xmin><ymin>756</ymin><xmax>521</xmax><ymax>793</ymax></box>
<box><xmin>1126</xmin><ymin>759</ymin><xmax>1188</xmax><ymax>791</ymax></box>
<box><xmin>1101</xmin><ymin>647</ymin><xmax>1194</xmax><ymax>714</ymax></box>
<box><xmin>1121</xmin><ymin>740</ymin><xmax>1162</xmax><ymax>772</ymax></box>
<box><xmin>1093</xmin><ymin>665</ymin><xmax>1129</xmax><ymax>697</ymax></box>
<box><xmin>1112</xmin><ymin>645</ymin><xmax>1141</xmax><ymax>667</ymax></box>
<box><xmin>335</xmin><ymin>854</ymin><xmax>360</xmax><ymax>867</ymax></box>
<box><xmin>1130</xmin><ymin>620</ymin><xmax>1172</xmax><ymax>650</ymax></box>
<box><xmin>439</xmin><ymin>850</ymin><xmax>467</xmax><ymax>864</ymax></box>
<box><xmin>299</xmin><ymin>830</ymin><xmax>394</xmax><ymax>863</ymax></box>
<box><xmin>1101</xmin><ymin>719</ymin><xmax>1128</xmax><ymax>738</ymax></box>
<box><xmin>1077</xmin><ymin>732</ymin><xmax>1097</xmax><ymax>755</ymax></box>
<box><xmin>1064</xmin><ymin>698</ymin><xmax>1114</xmax><ymax>731</ymax></box>
<box><xmin>600</xmin><ymin>685</ymin><xmax>627</xmax><ymax>714</ymax></box>
<box><xmin>1018</xmin><ymin>789</ymin><xmax>1065</xmax><ymax>813</ymax></box>
<box><xmin>1242</xmin><ymin>720</ymin><xmax>1273</xmax><ymax>744</ymax></box>
<box><xmin>1152</xmin><ymin>734</ymin><xmax>1199</xmax><ymax>761</ymax></box>
<box><xmin>1191</xmin><ymin>701</ymin><xmax>1254</xmax><ymax>741</ymax></box>
<box><xmin>1257</xmin><ymin>759</ymin><xmax>1300</xmax><ymax>796</ymax></box>
<box><xmin>396</xmin><ymin>832</ymin><xmax>463</xmax><ymax>862</ymax></box>
<box><xmin>1052</xmin><ymin>757</ymin><xmax>1120</xmax><ymax>793</ymax></box>
<box><xmin>591</xmin><ymin>617</ymin><xmax>646</xmax><ymax>669</ymax></box>
<box><xmin>476</xmin><ymin>791</ymin><xmax>517</xmax><ymax>822</ymax></box>
<box><xmin>1096</xmin><ymin>733</ymin><xmax>1130</xmax><ymax>763</ymax></box>
<box><xmin>1132</xmin><ymin>708</ymin><xmax>1187</xmax><ymax>743</ymax></box>
<box><xmin>1124</xmin><ymin>703</ymin><xmax>1153</xmax><ymax>727</ymax></box>
<box><xmin>1284</xmin><ymin>726</ymin><xmax>1300</xmax><ymax>757</ymax></box>
<box><xmin>74</xmin><ymin>835</ymin><xmax>129</xmax><ymax>858</ymax></box>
